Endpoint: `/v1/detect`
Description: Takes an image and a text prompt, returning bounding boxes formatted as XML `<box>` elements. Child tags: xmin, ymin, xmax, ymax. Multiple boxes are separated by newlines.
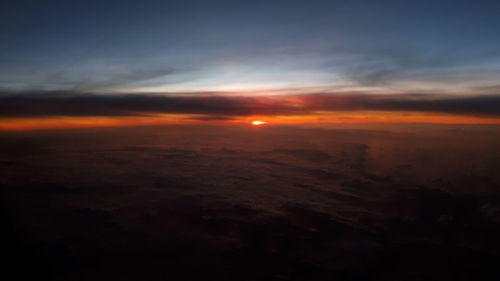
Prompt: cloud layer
<box><xmin>1</xmin><ymin>91</ymin><xmax>500</xmax><ymax>118</ymax></box>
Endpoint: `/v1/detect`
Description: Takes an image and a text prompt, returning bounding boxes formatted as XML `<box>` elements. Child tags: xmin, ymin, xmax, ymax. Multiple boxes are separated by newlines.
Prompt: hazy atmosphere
<box><xmin>2</xmin><ymin>1</ymin><xmax>500</xmax><ymax>280</ymax></box>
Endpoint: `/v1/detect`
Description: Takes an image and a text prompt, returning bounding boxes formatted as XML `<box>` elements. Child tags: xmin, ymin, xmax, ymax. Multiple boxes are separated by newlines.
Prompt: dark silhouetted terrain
<box><xmin>2</xmin><ymin>124</ymin><xmax>500</xmax><ymax>280</ymax></box>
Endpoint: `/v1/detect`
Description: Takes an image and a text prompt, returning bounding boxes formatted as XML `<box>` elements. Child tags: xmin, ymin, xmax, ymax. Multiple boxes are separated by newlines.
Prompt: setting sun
<box><xmin>251</xmin><ymin>120</ymin><xmax>267</xmax><ymax>126</ymax></box>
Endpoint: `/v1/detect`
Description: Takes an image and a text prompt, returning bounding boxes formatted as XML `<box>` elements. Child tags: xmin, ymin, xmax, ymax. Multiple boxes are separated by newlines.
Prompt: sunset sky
<box><xmin>1</xmin><ymin>0</ymin><xmax>500</xmax><ymax>129</ymax></box>
<box><xmin>3</xmin><ymin>2</ymin><xmax>500</xmax><ymax>279</ymax></box>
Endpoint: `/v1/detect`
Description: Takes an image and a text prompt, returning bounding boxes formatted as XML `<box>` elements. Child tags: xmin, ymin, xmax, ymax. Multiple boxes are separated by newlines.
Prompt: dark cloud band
<box><xmin>1</xmin><ymin>91</ymin><xmax>499</xmax><ymax>118</ymax></box>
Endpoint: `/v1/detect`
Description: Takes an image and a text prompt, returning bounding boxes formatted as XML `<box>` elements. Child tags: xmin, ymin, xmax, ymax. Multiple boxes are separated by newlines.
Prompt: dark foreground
<box><xmin>2</xmin><ymin>124</ymin><xmax>500</xmax><ymax>280</ymax></box>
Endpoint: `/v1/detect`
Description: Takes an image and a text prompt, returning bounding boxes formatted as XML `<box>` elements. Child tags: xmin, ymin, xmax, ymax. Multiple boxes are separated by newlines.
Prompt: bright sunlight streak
<box><xmin>251</xmin><ymin>120</ymin><xmax>268</xmax><ymax>126</ymax></box>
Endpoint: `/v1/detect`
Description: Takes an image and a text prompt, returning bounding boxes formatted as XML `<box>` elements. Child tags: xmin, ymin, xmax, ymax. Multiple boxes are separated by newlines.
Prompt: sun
<box><xmin>251</xmin><ymin>120</ymin><xmax>267</xmax><ymax>126</ymax></box>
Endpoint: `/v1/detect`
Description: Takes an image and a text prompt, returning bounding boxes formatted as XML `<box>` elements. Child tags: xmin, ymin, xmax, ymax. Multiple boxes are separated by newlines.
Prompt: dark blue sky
<box><xmin>1</xmin><ymin>0</ymin><xmax>500</xmax><ymax>94</ymax></box>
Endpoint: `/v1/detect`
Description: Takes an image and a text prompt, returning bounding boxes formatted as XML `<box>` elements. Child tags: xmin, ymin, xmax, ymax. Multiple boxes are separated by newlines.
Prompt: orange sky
<box><xmin>2</xmin><ymin>111</ymin><xmax>500</xmax><ymax>131</ymax></box>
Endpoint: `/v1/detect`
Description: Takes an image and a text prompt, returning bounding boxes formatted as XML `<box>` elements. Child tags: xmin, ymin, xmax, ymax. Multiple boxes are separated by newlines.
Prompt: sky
<box><xmin>3</xmin><ymin>3</ymin><xmax>500</xmax><ymax>277</ymax></box>
<box><xmin>1</xmin><ymin>0</ymin><xmax>500</xmax><ymax>128</ymax></box>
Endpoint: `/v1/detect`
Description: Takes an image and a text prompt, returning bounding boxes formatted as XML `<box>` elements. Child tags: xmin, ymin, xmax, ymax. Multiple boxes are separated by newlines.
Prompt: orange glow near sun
<box><xmin>251</xmin><ymin>120</ymin><xmax>267</xmax><ymax>126</ymax></box>
<box><xmin>2</xmin><ymin>111</ymin><xmax>500</xmax><ymax>131</ymax></box>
